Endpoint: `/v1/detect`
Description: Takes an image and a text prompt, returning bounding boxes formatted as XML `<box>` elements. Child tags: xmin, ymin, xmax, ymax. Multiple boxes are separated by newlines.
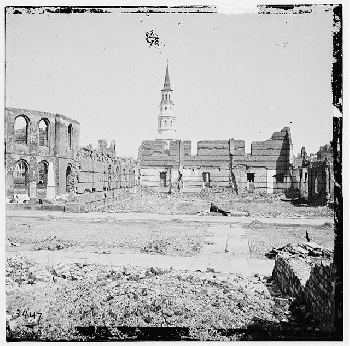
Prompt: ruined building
<box><xmin>5</xmin><ymin>107</ymin><xmax>138</xmax><ymax>209</ymax></box>
<box><xmin>138</xmin><ymin>65</ymin><xmax>296</xmax><ymax>194</ymax></box>
<box><xmin>5</xmin><ymin>107</ymin><xmax>79</xmax><ymax>201</ymax></box>
<box><xmin>71</xmin><ymin>140</ymin><xmax>138</xmax><ymax>211</ymax></box>
<box><xmin>293</xmin><ymin>144</ymin><xmax>334</xmax><ymax>205</ymax></box>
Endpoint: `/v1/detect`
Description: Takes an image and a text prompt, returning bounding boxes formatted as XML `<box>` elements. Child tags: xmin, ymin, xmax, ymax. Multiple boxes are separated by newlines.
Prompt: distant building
<box><xmin>316</xmin><ymin>143</ymin><xmax>333</xmax><ymax>162</ymax></box>
<box><xmin>138</xmin><ymin>65</ymin><xmax>295</xmax><ymax>194</ymax></box>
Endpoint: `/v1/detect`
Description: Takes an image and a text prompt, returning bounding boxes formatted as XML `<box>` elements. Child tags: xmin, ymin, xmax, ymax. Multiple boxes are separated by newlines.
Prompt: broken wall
<box><xmin>183</xmin><ymin>140</ymin><xmax>231</xmax><ymax>192</ymax></box>
<box><xmin>273</xmin><ymin>254</ymin><xmax>335</xmax><ymax>331</ymax></box>
<box><xmin>248</xmin><ymin>127</ymin><xmax>293</xmax><ymax>193</ymax></box>
<box><xmin>138</xmin><ymin>140</ymin><xmax>178</xmax><ymax>193</ymax></box>
<box><xmin>138</xmin><ymin>127</ymin><xmax>296</xmax><ymax>194</ymax></box>
<box><xmin>73</xmin><ymin>141</ymin><xmax>138</xmax><ymax>211</ymax></box>
<box><xmin>308</xmin><ymin>161</ymin><xmax>334</xmax><ymax>206</ymax></box>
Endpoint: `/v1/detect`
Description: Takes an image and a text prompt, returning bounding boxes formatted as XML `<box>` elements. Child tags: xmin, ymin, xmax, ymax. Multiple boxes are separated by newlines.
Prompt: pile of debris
<box><xmin>239</xmin><ymin>190</ymin><xmax>284</xmax><ymax>203</ymax></box>
<box><xmin>6</xmin><ymin>254</ymin><xmax>38</xmax><ymax>287</ymax></box>
<box><xmin>31</xmin><ymin>236</ymin><xmax>76</xmax><ymax>251</ymax></box>
<box><xmin>265</xmin><ymin>241</ymin><xmax>333</xmax><ymax>260</ymax></box>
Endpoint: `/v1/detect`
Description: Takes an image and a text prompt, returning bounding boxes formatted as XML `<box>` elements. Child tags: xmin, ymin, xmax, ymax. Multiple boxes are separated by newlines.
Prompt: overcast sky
<box><xmin>5</xmin><ymin>5</ymin><xmax>335</xmax><ymax>158</ymax></box>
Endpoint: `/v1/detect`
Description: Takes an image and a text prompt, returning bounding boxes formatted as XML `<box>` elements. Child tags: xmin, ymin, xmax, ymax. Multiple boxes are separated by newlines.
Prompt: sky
<box><xmin>5</xmin><ymin>5</ymin><xmax>336</xmax><ymax>159</ymax></box>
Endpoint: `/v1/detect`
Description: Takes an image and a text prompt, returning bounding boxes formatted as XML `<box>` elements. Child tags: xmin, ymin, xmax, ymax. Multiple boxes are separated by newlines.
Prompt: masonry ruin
<box><xmin>140</xmin><ymin>127</ymin><xmax>300</xmax><ymax>193</ymax></box>
<box><xmin>5</xmin><ymin>107</ymin><xmax>138</xmax><ymax>210</ymax></box>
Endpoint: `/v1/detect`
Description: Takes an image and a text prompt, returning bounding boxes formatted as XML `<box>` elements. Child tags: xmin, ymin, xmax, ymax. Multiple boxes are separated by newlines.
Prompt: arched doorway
<box><xmin>37</xmin><ymin>161</ymin><xmax>48</xmax><ymax>198</ymax></box>
<box><xmin>13</xmin><ymin>160</ymin><xmax>29</xmax><ymax>195</ymax></box>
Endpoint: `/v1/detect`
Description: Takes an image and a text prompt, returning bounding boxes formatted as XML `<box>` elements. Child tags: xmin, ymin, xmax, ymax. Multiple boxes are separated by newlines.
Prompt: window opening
<box><xmin>68</xmin><ymin>124</ymin><xmax>73</xmax><ymax>150</ymax></box>
<box><xmin>275</xmin><ymin>173</ymin><xmax>284</xmax><ymax>183</ymax></box>
<box><xmin>247</xmin><ymin>173</ymin><xmax>255</xmax><ymax>182</ymax></box>
<box><xmin>38</xmin><ymin>119</ymin><xmax>49</xmax><ymax>146</ymax></box>
<box><xmin>160</xmin><ymin>172</ymin><xmax>167</xmax><ymax>187</ymax></box>
<box><xmin>202</xmin><ymin>172</ymin><xmax>210</xmax><ymax>188</ymax></box>
<box><xmin>14</xmin><ymin>116</ymin><xmax>28</xmax><ymax>145</ymax></box>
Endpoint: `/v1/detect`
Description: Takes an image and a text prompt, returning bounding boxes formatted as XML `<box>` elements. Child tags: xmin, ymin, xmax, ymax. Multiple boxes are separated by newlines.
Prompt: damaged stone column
<box><xmin>46</xmin><ymin>161</ymin><xmax>56</xmax><ymax>200</ymax></box>
<box><xmin>29</xmin><ymin>181</ymin><xmax>37</xmax><ymax>199</ymax></box>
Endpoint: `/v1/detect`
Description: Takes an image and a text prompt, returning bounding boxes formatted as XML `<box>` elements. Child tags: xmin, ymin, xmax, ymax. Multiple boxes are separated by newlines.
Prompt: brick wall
<box><xmin>138</xmin><ymin>128</ymin><xmax>294</xmax><ymax>194</ymax></box>
<box><xmin>273</xmin><ymin>254</ymin><xmax>335</xmax><ymax>331</ymax></box>
<box><xmin>71</xmin><ymin>141</ymin><xmax>138</xmax><ymax>211</ymax></box>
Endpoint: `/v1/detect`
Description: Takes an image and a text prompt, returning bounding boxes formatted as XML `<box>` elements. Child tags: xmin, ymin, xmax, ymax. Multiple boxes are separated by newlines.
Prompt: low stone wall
<box><xmin>272</xmin><ymin>254</ymin><xmax>335</xmax><ymax>331</ymax></box>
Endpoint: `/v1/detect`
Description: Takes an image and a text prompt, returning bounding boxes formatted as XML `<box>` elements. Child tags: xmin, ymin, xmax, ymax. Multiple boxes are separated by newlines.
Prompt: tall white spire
<box><xmin>157</xmin><ymin>61</ymin><xmax>176</xmax><ymax>140</ymax></box>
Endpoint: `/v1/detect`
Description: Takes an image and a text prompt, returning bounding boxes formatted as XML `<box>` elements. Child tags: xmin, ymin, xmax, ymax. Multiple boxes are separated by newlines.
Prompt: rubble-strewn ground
<box><xmin>111</xmin><ymin>188</ymin><xmax>334</xmax><ymax>218</ymax></box>
<box><xmin>6</xmin><ymin>256</ymin><xmax>305</xmax><ymax>341</ymax></box>
<box><xmin>6</xmin><ymin>216</ymin><xmax>334</xmax><ymax>259</ymax></box>
<box><xmin>245</xmin><ymin>220</ymin><xmax>334</xmax><ymax>259</ymax></box>
<box><xmin>6</xmin><ymin>218</ymin><xmax>207</xmax><ymax>256</ymax></box>
<box><xmin>6</xmin><ymin>191</ymin><xmax>335</xmax><ymax>341</ymax></box>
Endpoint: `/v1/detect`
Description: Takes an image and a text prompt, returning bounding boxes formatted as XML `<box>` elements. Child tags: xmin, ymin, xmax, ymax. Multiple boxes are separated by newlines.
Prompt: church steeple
<box><xmin>157</xmin><ymin>61</ymin><xmax>176</xmax><ymax>140</ymax></box>
<box><xmin>163</xmin><ymin>61</ymin><xmax>171</xmax><ymax>91</ymax></box>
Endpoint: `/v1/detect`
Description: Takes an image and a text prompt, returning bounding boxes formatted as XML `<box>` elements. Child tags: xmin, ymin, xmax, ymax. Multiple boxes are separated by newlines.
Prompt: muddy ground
<box><xmin>5</xmin><ymin>191</ymin><xmax>335</xmax><ymax>341</ymax></box>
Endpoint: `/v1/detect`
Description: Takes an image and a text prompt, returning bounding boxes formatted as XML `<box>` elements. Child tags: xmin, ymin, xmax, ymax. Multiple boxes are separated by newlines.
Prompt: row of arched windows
<box><xmin>13</xmin><ymin>159</ymin><xmax>48</xmax><ymax>189</ymax></box>
<box><xmin>14</xmin><ymin>115</ymin><xmax>73</xmax><ymax>150</ymax></box>
<box><xmin>159</xmin><ymin>119</ymin><xmax>173</xmax><ymax>128</ymax></box>
<box><xmin>13</xmin><ymin>159</ymin><xmax>73</xmax><ymax>194</ymax></box>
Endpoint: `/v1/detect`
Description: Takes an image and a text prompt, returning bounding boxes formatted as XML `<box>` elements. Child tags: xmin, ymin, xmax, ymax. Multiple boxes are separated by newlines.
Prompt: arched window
<box><xmin>164</xmin><ymin>120</ymin><xmax>167</xmax><ymax>127</ymax></box>
<box><xmin>14</xmin><ymin>115</ymin><xmax>29</xmax><ymax>145</ymax></box>
<box><xmin>38</xmin><ymin>119</ymin><xmax>49</xmax><ymax>146</ymax></box>
<box><xmin>37</xmin><ymin>161</ymin><xmax>48</xmax><ymax>187</ymax></box>
<box><xmin>66</xmin><ymin>165</ymin><xmax>72</xmax><ymax>192</ymax></box>
<box><xmin>165</xmin><ymin>94</ymin><xmax>167</xmax><ymax>100</ymax></box>
<box><xmin>13</xmin><ymin>160</ymin><xmax>29</xmax><ymax>193</ymax></box>
<box><xmin>68</xmin><ymin>124</ymin><xmax>73</xmax><ymax>150</ymax></box>
<box><xmin>159</xmin><ymin>120</ymin><xmax>161</xmax><ymax>128</ymax></box>
<box><xmin>170</xmin><ymin>120</ymin><xmax>173</xmax><ymax>127</ymax></box>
